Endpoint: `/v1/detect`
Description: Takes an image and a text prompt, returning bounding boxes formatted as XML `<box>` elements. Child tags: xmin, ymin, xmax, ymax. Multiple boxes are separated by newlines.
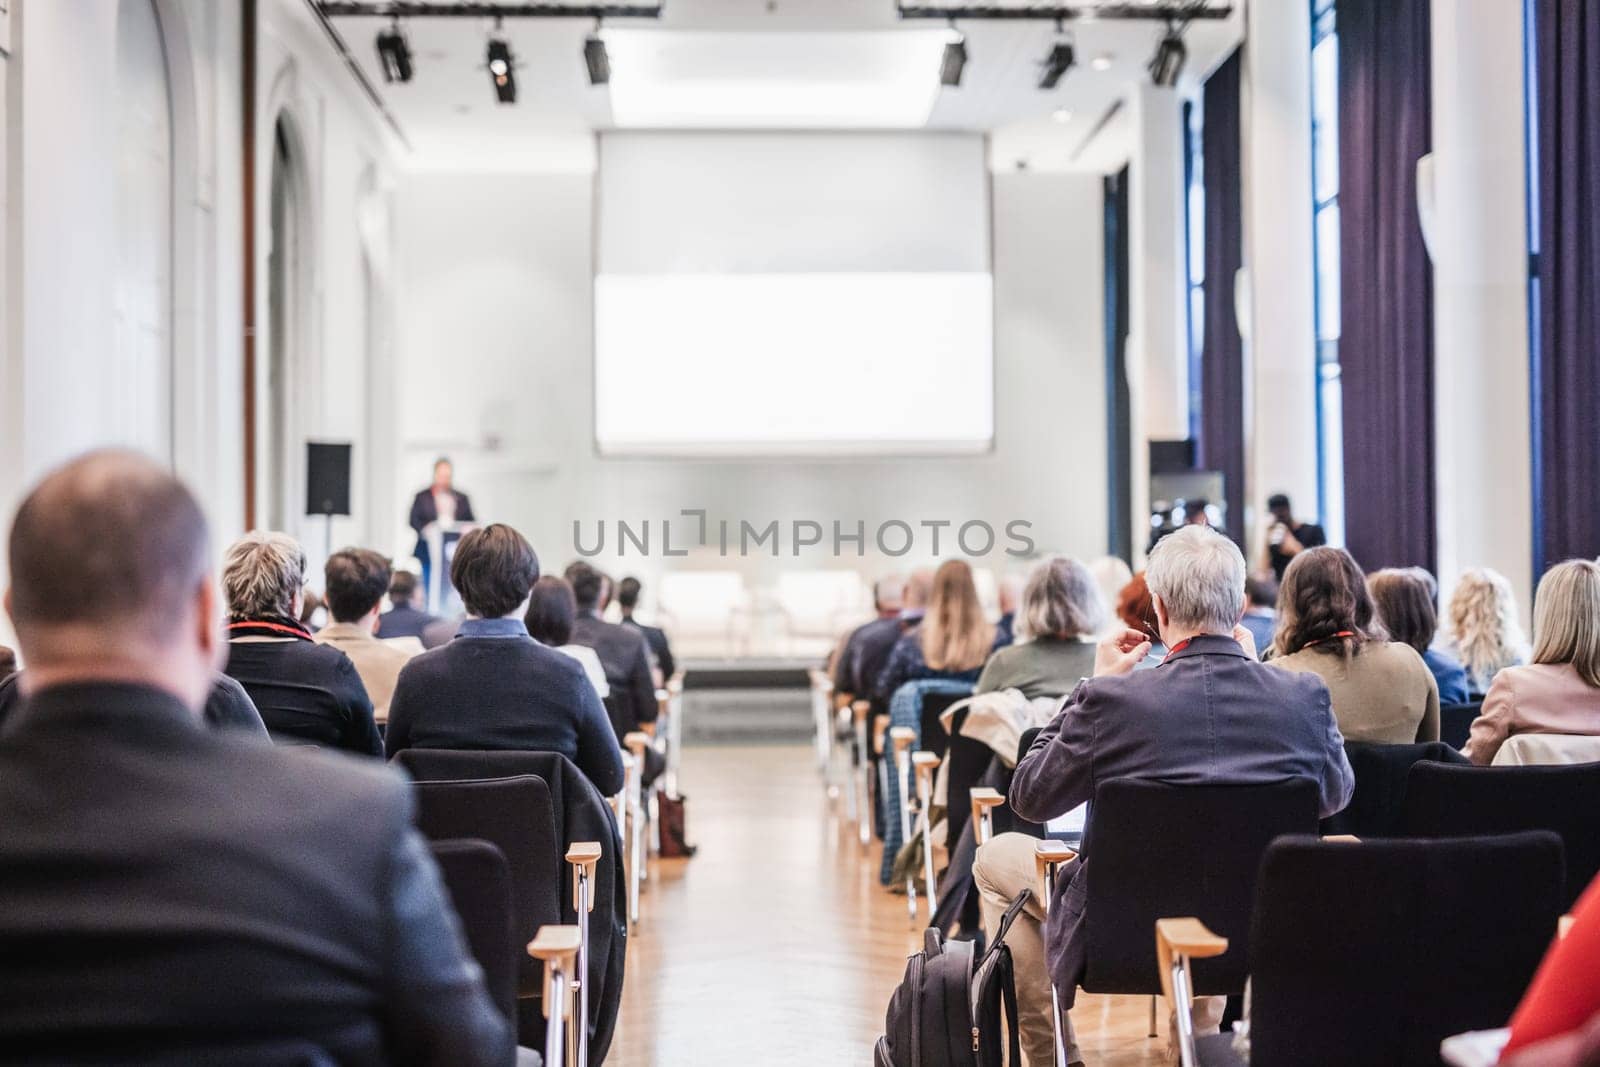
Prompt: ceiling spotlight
<box><xmin>375</xmin><ymin>18</ymin><xmax>412</xmax><ymax>84</ymax></box>
<box><xmin>1038</xmin><ymin>42</ymin><xmax>1075</xmax><ymax>90</ymax></box>
<box><xmin>486</xmin><ymin>26</ymin><xmax>516</xmax><ymax>104</ymax></box>
<box><xmin>941</xmin><ymin>22</ymin><xmax>967</xmax><ymax>88</ymax></box>
<box><xmin>584</xmin><ymin>23</ymin><xmax>610</xmax><ymax>86</ymax></box>
<box><xmin>1090</xmin><ymin>53</ymin><xmax>1115</xmax><ymax>72</ymax></box>
<box><xmin>1052</xmin><ymin>107</ymin><xmax>1074</xmax><ymax>123</ymax></box>
<box><xmin>1148</xmin><ymin>25</ymin><xmax>1186</xmax><ymax>87</ymax></box>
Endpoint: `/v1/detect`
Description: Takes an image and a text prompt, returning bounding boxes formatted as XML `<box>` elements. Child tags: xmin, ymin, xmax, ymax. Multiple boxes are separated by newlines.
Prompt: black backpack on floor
<box><xmin>874</xmin><ymin>891</ymin><xmax>1029</xmax><ymax>1067</ymax></box>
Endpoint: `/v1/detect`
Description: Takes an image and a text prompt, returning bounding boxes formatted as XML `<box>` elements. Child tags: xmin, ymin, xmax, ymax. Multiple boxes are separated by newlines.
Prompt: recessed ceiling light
<box><xmin>605</xmin><ymin>29</ymin><xmax>951</xmax><ymax>129</ymax></box>
<box><xmin>1052</xmin><ymin>108</ymin><xmax>1073</xmax><ymax>123</ymax></box>
<box><xmin>1091</xmin><ymin>53</ymin><xmax>1115</xmax><ymax>71</ymax></box>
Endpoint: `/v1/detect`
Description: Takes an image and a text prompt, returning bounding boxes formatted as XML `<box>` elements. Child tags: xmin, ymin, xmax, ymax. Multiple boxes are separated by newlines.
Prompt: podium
<box><xmin>423</xmin><ymin>521</ymin><xmax>472</xmax><ymax>616</ymax></box>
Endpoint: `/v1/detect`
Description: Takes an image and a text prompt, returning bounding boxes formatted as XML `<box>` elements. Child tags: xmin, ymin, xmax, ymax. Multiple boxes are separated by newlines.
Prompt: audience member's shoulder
<box><xmin>226</xmin><ymin>737</ymin><xmax>408</xmax><ymax>814</ymax></box>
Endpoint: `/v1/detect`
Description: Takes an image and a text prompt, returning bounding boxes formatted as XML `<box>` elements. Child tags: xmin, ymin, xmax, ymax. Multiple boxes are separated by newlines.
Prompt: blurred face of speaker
<box><xmin>433</xmin><ymin>461</ymin><xmax>452</xmax><ymax>491</ymax></box>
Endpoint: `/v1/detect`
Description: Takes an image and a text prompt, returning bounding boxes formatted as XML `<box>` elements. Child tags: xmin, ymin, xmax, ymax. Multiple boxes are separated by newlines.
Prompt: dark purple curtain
<box><xmin>1337</xmin><ymin>0</ymin><xmax>1436</xmax><ymax>572</ymax></box>
<box><xmin>1197</xmin><ymin>48</ymin><xmax>1245</xmax><ymax>548</ymax></box>
<box><xmin>1534</xmin><ymin>0</ymin><xmax>1600</xmax><ymax>569</ymax></box>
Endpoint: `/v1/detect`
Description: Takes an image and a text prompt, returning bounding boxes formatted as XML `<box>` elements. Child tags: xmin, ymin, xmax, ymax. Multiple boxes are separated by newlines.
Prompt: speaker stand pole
<box><xmin>322</xmin><ymin>511</ymin><xmax>334</xmax><ymax>567</ymax></box>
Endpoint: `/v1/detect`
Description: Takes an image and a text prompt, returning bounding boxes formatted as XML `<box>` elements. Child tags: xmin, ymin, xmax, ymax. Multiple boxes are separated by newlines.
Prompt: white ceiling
<box><xmin>328</xmin><ymin>0</ymin><xmax>1243</xmax><ymax>172</ymax></box>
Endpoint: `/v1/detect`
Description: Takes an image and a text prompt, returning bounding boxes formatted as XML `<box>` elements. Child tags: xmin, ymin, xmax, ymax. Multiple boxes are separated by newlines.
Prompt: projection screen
<box><xmin>594</xmin><ymin>132</ymin><xmax>994</xmax><ymax>456</ymax></box>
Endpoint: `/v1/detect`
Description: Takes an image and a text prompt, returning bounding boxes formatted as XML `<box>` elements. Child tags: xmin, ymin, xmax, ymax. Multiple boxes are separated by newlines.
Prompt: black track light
<box><xmin>941</xmin><ymin>22</ymin><xmax>967</xmax><ymax>88</ymax></box>
<box><xmin>376</xmin><ymin>19</ymin><xmax>413</xmax><ymax>84</ymax></box>
<box><xmin>1038</xmin><ymin>41</ymin><xmax>1075</xmax><ymax>89</ymax></box>
<box><xmin>1148</xmin><ymin>24</ymin><xmax>1186</xmax><ymax>87</ymax></box>
<box><xmin>584</xmin><ymin>21</ymin><xmax>610</xmax><ymax>85</ymax></box>
<box><xmin>487</xmin><ymin>27</ymin><xmax>516</xmax><ymax>104</ymax></box>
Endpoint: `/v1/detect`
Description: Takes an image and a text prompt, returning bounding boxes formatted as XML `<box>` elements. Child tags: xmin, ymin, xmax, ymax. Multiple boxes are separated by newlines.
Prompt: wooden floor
<box><xmin>608</xmin><ymin>744</ymin><xmax>1170</xmax><ymax>1066</ymax></box>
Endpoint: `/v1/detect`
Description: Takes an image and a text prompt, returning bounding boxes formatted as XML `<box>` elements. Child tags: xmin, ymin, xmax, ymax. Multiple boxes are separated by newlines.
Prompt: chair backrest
<box><xmin>1319</xmin><ymin>742</ymin><xmax>1470</xmax><ymax>838</ymax></box>
<box><xmin>429</xmin><ymin>838</ymin><xmax>517</xmax><ymax>1026</ymax></box>
<box><xmin>1082</xmin><ymin>777</ymin><xmax>1320</xmax><ymax>996</ymax></box>
<box><xmin>411</xmin><ymin>776</ymin><xmax>561</xmax><ymax>997</ymax></box>
<box><xmin>916</xmin><ymin>690</ymin><xmax>969</xmax><ymax>762</ymax></box>
<box><xmin>1246</xmin><ymin>833</ymin><xmax>1564</xmax><ymax>1066</ymax></box>
<box><xmin>943</xmin><ymin>707</ymin><xmax>1001</xmax><ymax>847</ymax></box>
<box><xmin>1438</xmin><ymin>701</ymin><xmax>1482</xmax><ymax>749</ymax></box>
<box><xmin>994</xmin><ymin>726</ymin><xmax>1047</xmax><ymax>839</ymax></box>
<box><xmin>1405</xmin><ymin>759</ymin><xmax>1600</xmax><ymax>908</ymax></box>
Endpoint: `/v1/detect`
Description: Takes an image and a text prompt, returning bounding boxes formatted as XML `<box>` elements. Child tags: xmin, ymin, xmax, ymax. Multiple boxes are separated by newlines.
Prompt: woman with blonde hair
<box><xmin>1445</xmin><ymin>567</ymin><xmax>1530</xmax><ymax>695</ymax></box>
<box><xmin>1464</xmin><ymin>559</ymin><xmax>1600</xmax><ymax>765</ymax></box>
<box><xmin>874</xmin><ymin>559</ymin><xmax>1009</xmax><ymax>701</ymax></box>
<box><xmin>1267</xmin><ymin>546</ymin><xmax>1440</xmax><ymax>743</ymax></box>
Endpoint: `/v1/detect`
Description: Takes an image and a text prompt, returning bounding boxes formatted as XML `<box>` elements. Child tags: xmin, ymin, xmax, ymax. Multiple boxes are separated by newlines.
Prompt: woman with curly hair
<box><xmin>1268</xmin><ymin>546</ymin><xmax>1439</xmax><ymax>743</ymax></box>
<box><xmin>1444</xmin><ymin>567</ymin><xmax>1530</xmax><ymax>696</ymax></box>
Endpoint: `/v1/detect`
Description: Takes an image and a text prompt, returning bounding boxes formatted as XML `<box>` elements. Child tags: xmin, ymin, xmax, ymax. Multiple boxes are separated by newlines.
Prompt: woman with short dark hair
<box><xmin>1367</xmin><ymin>568</ymin><xmax>1470</xmax><ymax>704</ymax></box>
<box><xmin>526</xmin><ymin>576</ymin><xmax>610</xmax><ymax>700</ymax></box>
<box><xmin>1268</xmin><ymin>547</ymin><xmax>1439</xmax><ymax>743</ymax></box>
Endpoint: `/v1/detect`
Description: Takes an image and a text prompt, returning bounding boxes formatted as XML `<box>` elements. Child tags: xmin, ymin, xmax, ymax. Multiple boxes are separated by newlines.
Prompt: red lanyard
<box><xmin>1167</xmin><ymin>636</ymin><xmax>1197</xmax><ymax>655</ymax></box>
<box><xmin>1304</xmin><ymin>630</ymin><xmax>1357</xmax><ymax>648</ymax></box>
<box><xmin>226</xmin><ymin>620</ymin><xmax>311</xmax><ymax>640</ymax></box>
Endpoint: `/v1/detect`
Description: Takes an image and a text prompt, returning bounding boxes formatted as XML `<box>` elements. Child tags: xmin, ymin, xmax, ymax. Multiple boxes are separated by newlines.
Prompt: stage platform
<box><xmin>678</xmin><ymin>658</ymin><xmax>818</xmax><ymax>745</ymax></box>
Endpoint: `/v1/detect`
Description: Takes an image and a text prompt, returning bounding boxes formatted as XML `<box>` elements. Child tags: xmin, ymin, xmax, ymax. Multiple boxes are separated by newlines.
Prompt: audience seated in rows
<box><xmin>1114</xmin><ymin>571</ymin><xmax>1166</xmax><ymax>665</ymax></box>
<box><xmin>831</xmin><ymin>574</ymin><xmax>907</xmax><ymax>699</ymax></box>
<box><xmin>377</xmin><ymin>568</ymin><xmax>441</xmax><ymax>641</ymax></box>
<box><xmin>617</xmin><ymin>575</ymin><xmax>676</xmax><ymax>684</ymax></box>
<box><xmin>1368</xmin><ymin>567</ymin><xmax>1471</xmax><ymax>705</ymax></box>
<box><xmin>221</xmin><ymin>531</ymin><xmax>382</xmax><ymax>756</ymax></box>
<box><xmin>565</xmin><ymin>561</ymin><xmax>656</xmax><ymax>738</ymax></box>
<box><xmin>0</xmin><ymin>451</ymin><xmax>512</xmax><ymax>1063</ymax></box>
<box><xmin>1239</xmin><ymin>575</ymin><xmax>1278</xmax><ymax>654</ymax></box>
<box><xmin>874</xmin><ymin>559</ymin><xmax>1010</xmax><ymax>703</ymax></box>
<box><xmin>525</xmin><ymin>575</ymin><xmax>610</xmax><ymax>699</ymax></box>
<box><xmin>315</xmin><ymin>547</ymin><xmax>415</xmax><ymax>722</ymax></box>
<box><xmin>1465</xmin><ymin>559</ymin><xmax>1600</xmax><ymax>766</ymax></box>
<box><xmin>972</xmin><ymin>526</ymin><xmax>1353</xmax><ymax>1067</ymax></box>
<box><xmin>385</xmin><ymin>526</ymin><xmax>625</xmax><ymax>797</ymax></box>
<box><xmin>1446</xmin><ymin>566</ymin><xmax>1531</xmax><ymax>696</ymax></box>
<box><xmin>975</xmin><ymin>556</ymin><xmax>1103</xmax><ymax>700</ymax></box>
<box><xmin>1268</xmin><ymin>546</ymin><xmax>1440</xmax><ymax>744</ymax></box>
<box><xmin>995</xmin><ymin>571</ymin><xmax>1025</xmax><ymax>646</ymax></box>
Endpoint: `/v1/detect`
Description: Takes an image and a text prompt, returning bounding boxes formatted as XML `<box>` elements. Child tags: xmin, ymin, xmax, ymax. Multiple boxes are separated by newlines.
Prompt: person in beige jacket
<box><xmin>1267</xmin><ymin>546</ymin><xmax>1440</xmax><ymax>743</ymax></box>
<box><xmin>1465</xmin><ymin>559</ymin><xmax>1600</xmax><ymax>765</ymax></box>
<box><xmin>314</xmin><ymin>548</ymin><xmax>415</xmax><ymax>722</ymax></box>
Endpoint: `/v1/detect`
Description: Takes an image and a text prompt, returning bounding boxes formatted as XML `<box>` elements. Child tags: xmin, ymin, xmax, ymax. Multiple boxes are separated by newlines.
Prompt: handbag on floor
<box><xmin>656</xmin><ymin>792</ymin><xmax>697</xmax><ymax>858</ymax></box>
<box><xmin>873</xmin><ymin>890</ymin><xmax>1029</xmax><ymax>1067</ymax></box>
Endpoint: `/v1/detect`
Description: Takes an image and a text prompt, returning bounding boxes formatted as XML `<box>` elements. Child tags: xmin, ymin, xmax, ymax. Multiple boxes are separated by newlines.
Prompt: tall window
<box><xmin>1309</xmin><ymin>0</ymin><xmax>1345</xmax><ymax>544</ymax></box>
<box><xmin>1183</xmin><ymin>98</ymin><xmax>1206</xmax><ymax>443</ymax></box>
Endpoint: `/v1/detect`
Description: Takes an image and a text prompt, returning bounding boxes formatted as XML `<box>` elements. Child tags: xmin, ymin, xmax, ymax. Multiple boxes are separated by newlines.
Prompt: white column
<box><xmin>1240</xmin><ymin>0</ymin><xmax>1319</xmax><ymax>560</ymax></box>
<box><xmin>1127</xmin><ymin>83</ymin><xmax>1189</xmax><ymax>560</ymax></box>
<box><xmin>1430</xmin><ymin>1</ymin><xmax>1533</xmax><ymax>610</ymax></box>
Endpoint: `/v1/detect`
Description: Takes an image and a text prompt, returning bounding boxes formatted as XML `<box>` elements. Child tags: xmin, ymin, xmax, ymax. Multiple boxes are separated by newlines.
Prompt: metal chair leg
<box><xmin>912</xmin><ymin>751</ymin><xmax>940</xmax><ymax>912</ymax></box>
<box><xmin>1035</xmin><ymin>840</ymin><xmax>1079</xmax><ymax>1067</ymax></box>
<box><xmin>528</xmin><ymin>926</ymin><xmax>580</xmax><ymax>1067</ymax></box>
<box><xmin>566</xmin><ymin>843</ymin><xmax>600</xmax><ymax>1067</ymax></box>
<box><xmin>890</xmin><ymin>727</ymin><xmax>918</xmax><ymax>923</ymax></box>
<box><xmin>1148</xmin><ymin>994</ymin><xmax>1158</xmax><ymax>1039</ymax></box>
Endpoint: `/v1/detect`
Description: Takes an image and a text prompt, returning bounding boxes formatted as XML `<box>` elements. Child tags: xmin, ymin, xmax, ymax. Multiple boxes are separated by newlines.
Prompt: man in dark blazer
<box><xmin>409</xmin><ymin>457</ymin><xmax>476</xmax><ymax>602</ymax></box>
<box><xmin>378</xmin><ymin>569</ymin><xmax>441</xmax><ymax>641</ymax></box>
<box><xmin>0</xmin><ymin>450</ymin><xmax>511</xmax><ymax>1064</ymax></box>
<box><xmin>972</xmin><ymin>527</ymin><xmax>1354</xmax><ymax>1067</ymax></box>
<box><xmin>565</xmin><ymin>562</ymin><xmax>657</xmax><ymax>741</ymax></box>
<box><xmin>615</xmin><ymin>575</ymin><xmax>676</xmax><ymax>683</ymax></box>
<box><xmin>386</xmin><ymin>525</ymin><xmax>625</xmax><ymax>797</ymax></box>
<box><xmin>831</xmin><ymin>575</ymin><xmax>905</xmax><ymax>698</ymax></box>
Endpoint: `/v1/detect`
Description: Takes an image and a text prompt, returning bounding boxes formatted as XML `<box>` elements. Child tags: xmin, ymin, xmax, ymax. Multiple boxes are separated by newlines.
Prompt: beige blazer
<box><xmin>1464</xmin><ymin>661</ymin><xmax>1600</xmax><ymax>765</ymax></box>
<box><xmin>314</xmin><ymin>622</ymin><xmax>415</xmax><ymax>722</ymax></box>
<box><xmin>1269</xmin><ymin>640</ymin><xmax>1440</xmax><ymax>744</ymax></box>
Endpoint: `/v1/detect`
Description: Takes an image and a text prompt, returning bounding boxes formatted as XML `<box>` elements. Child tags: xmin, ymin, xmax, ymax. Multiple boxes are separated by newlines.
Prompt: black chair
<box><xmin>1318</xmin><ymin>742</ymin><xmax>1470</xmax><ymax>838</ymax></box>
<box><xmin>1439</xmin><ymin>701</ymin><xmax>1482</xmax><ymax>749</ymax></box>
<box><xmin>917</xmin><ymin>690</ymin><xmax>969</xmax><ymax>763</ymax></box>
<box><xmin>411</xmin><ymin>777</ymin><xmax>561</xmax><ymax>1008</ymax></box>
<box><xmin>1405</xmin><ymin>759</ymin><xmax>1600</xmax><ymax>907</ymax></box>
<box><xmin>1081</xmin><ymin>778</ymin><xmax>1319</xmax><ymax>998</ymax></box>
<box><xmin>995</xmin><ymin>727</ymin><xmax>1048</xmax><ymax>839</ymax></box>
<box><xmin>1184</xmin><ymin>832</ymin><xmax>1565</xmax><ymax>1066</ymax></box>
<box><xmin>942</xmin><ymin>708</ymin><xmax>1005</xmax><ymax>848</ymax></box>
<box><xmin>429</xmin><ymin>839</ymin><xmax>518</xmax><ymax>1027</ymax></box>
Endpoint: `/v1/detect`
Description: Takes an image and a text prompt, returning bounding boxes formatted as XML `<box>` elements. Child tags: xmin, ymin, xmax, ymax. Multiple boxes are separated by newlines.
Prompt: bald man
<box><xmin>0</xmin><ymin>451</ymin><xmax>511</xmax><ymax>1064</ymax></box>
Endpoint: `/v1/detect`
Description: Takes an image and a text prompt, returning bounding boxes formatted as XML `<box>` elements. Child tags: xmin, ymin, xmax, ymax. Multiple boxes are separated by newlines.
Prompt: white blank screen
<box><xmin>594</xmin><ymin>132</ymin><xmax>994</xmax><ymax>456</ymax></box>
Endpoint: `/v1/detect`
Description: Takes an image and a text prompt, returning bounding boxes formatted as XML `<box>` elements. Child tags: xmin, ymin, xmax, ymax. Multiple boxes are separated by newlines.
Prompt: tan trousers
<box><xmin>973</xmin><ymin>833</ymin><xmax>1224</xmax><ymax>1067</ymax></box>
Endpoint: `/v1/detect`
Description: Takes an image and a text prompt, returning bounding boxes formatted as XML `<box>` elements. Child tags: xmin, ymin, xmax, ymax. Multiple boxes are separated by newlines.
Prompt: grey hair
<box><xmin>1144</xmin><ymin>526</ymin><xmax>1246</xmax><ymax>633</ymax></box>
<box><xmin>222</xmin><ymin>531</ymin><xmax>307</xmax><ymax>621</ymax></box>
<box><xmin>1016</xmin><ymin>556</ymin><xmax>1106</xmax><ymax>641</ymax></box>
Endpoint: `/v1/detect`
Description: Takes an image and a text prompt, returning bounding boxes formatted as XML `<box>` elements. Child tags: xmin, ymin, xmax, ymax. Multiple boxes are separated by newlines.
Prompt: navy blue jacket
<box><xmin>384</xmin><ymin>619</ymin><xmax>625</xmax><ymax>796</ymax></box>
<box><xmin>378</xmin><ymin>603</ymin><xmax>441</xmax><ymax>641</ymax></box>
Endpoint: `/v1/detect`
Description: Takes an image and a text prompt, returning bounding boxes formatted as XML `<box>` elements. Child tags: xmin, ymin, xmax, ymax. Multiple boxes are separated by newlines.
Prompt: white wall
<box><xmin>393</xmin><ymin>163</ymin><xmax>1108</xmax><ymax>602</ymax></box>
